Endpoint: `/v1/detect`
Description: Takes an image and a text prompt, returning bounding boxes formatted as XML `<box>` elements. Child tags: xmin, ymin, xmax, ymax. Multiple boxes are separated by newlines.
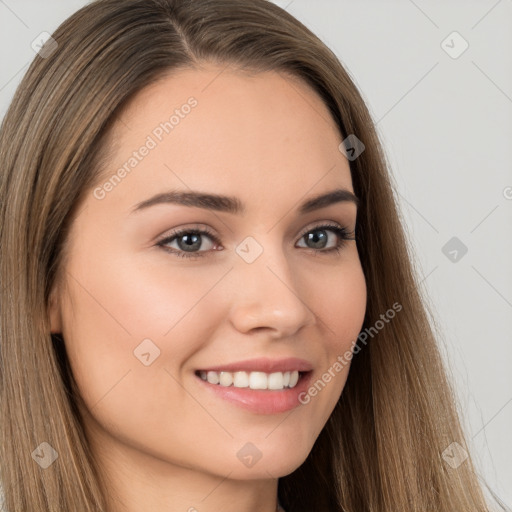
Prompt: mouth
<box><xmin>194</xmin><ymin>369</ymin><xmax>307</xmax><ymax>390</ymax></box>
<box><xmin>193</xmin><ymin>367</ymin><xmax>314</xmax><ymax>415</ymax></box>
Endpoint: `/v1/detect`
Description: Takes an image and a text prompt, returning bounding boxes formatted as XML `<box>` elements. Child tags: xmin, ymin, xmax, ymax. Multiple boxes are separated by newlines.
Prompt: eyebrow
<box><xmin>130</xmin><ymin>188</ymin><xmax>359</xmax><ymax>216</ymax></box>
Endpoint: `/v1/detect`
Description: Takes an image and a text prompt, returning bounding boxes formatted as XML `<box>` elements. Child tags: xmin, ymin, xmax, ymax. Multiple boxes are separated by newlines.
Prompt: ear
<box><xmin>48</xmin><ymin>288</ymin><xmax>63</xmax><ymax>334</ymax></box>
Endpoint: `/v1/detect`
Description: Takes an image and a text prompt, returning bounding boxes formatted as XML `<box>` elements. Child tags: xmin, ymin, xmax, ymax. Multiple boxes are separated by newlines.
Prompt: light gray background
<box><xmin>1</xmin><ymin>0</ymin><xmax>510</xmax><ymax>506</ymax></box>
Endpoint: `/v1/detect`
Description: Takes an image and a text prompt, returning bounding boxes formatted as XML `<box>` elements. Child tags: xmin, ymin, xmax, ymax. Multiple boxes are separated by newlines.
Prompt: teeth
<box><xmin>198</xmin><ymin>370</ymin><xmax>301</xmax><ymax>390</ymax></box>
<box><xmin>206</xmin><ymin>371</ymin><xmax>219</xmax><ymax>385</ymax></box>
<box><xmin>219</xmin><ymin>372</ymin><xmax>233</xmax><ymax>386</ymax></box>
<box><xmin>268</xmin><ymin>372</ymin><xmax>284</xmax><ymax>390</ymax></box>
<box><xmin>289</xmin><ymin>370</ymin><xmax>299</xmax><ymax>388</ymax></box>
<box><xmin>233</xmin><ymin>371</ymin><xmax>249</xmax><ymax>388</ymax></box>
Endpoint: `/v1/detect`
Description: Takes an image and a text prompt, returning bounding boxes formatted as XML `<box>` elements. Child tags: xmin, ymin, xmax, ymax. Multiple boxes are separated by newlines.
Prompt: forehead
<box><xmin>93</xmin><ymin>65</ymin><xmax>353</xmax><ymax>214</ymax></box>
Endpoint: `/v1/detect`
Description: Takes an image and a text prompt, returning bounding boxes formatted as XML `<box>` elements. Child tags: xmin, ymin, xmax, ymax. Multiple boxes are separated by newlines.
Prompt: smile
<box><xmin>196</xmin><ymin>370</ymin><xmax>301</xmax><ymax>390</ymax></box>
<box><xmin>194</xmin><ymin>368</ymin><xmax>313</xmax><ymax>414</ymax></box>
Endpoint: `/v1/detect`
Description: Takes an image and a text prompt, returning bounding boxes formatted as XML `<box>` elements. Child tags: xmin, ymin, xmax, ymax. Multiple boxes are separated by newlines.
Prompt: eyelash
<box><xmin>156</xmin><ymin>223</ymin><xmax>356</xmax><ymax>260</ymax></box>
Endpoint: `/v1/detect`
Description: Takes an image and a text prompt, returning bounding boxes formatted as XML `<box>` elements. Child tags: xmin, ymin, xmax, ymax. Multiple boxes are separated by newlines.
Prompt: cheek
<box><xmin>297</xmin><ymin>256</ymin><xmax>366</xmax><ymax>413</ymax></box>
<box><xmin>58</xmin><ymin>252</ymin><xmax>230</xmax><ymax>403</ymax></box>
<box><xmin>62</xmin><ymin>248</ymin><xmax>226</xmax><ymax>343</ymax></box>
<box><xmin>58</xmin><ymin>255</ymin><xmax>230</xmax><ymax>462</ymax></box>
<box><xmin>309</xmin><ymin>256</ymin><xmax>367</xmax><ymax>349</ymax></box>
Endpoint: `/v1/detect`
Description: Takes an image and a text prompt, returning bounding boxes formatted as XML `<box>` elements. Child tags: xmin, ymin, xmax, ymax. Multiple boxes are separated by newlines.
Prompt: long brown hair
<box><xmin>0</xmin><ymin>0</ymin><xmax>506</xmax><ymax>510</ymax></box>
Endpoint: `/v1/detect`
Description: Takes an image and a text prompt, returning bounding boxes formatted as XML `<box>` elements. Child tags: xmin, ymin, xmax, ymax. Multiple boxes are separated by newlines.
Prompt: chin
<box><xmin>224</xmin><ymin>445</ymin><xmax>313</xmax><ymax>480</ymax></box>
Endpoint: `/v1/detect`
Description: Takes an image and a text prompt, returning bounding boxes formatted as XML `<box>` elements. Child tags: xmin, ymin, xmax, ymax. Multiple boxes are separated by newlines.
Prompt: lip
<box><xmin>194</xmin><ymin>364</ymin><xmax>314</xmax><ymax>415</ymax></box>
<box><xmin>196</xmin><ymin>357</ymin><xmax>313</xmax><ymax>373</ymax></box>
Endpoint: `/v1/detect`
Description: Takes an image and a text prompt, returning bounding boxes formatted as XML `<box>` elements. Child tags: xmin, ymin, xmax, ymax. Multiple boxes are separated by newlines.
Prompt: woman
<box><xmin>0</xmin><ymin>0</ymin><xmax>507</xmax><ymax>511</ymax></box>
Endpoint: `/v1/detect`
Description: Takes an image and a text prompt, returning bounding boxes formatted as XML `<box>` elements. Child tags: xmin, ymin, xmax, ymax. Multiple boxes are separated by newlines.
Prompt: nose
<box><xmin>227</xmin><ymin>247</ymin><xmax>316</xmax><ymax>339</ymax></box>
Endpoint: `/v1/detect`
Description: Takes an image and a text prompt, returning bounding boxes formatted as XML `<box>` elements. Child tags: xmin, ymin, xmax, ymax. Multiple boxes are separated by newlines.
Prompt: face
<box><xmin>49</xmin><ymin>65</ymin><xmax>367</xmax><ymax>483</ymax></box>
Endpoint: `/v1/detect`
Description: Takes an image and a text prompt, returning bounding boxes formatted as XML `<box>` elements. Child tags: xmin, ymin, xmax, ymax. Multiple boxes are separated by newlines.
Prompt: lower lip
<box><xmin>195</xmin><ymin>372</ymin><xmax>313</xmax><ymax>414</ymax></box>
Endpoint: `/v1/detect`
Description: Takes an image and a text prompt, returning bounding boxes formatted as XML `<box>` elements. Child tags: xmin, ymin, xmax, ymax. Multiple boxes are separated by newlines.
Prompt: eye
<box><xmin>296</xmin><ymin>223</ymin><xmax>355</xmax><ymax>254</ymax></box>
<box><xmin>156</xmin><ymin>227</ymin><xmax>220</xmax><ymax>259</ymax></box>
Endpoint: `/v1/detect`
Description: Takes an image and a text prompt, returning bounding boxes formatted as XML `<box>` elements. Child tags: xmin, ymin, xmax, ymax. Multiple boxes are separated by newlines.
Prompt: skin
<box><xmin>49</xmin><ymin>64</ymin><xmax>367</xmax><ymax>512</ymax></box>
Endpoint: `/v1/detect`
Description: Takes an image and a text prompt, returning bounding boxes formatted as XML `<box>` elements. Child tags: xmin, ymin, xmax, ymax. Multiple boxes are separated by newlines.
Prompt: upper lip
<box><xmin>197</xmin><ymin>357</ymin><xmax>313</xmax><ymax>373</ymax></box>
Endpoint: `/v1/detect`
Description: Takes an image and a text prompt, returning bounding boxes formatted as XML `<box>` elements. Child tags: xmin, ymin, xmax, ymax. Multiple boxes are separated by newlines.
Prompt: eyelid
<box><xmin>296</xmin><ymin>220</ymin><xmax>354</xmax><ymax>239</ymax></box>
<box><xmin>155</xmin><ymin>221</ymin><xmax>353</xmax><ymax>244</ymax></box>
<box><xmin>155</xmin><ymin>224</ymin><xmax>221</xmax><ymax>249</ymax></box>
